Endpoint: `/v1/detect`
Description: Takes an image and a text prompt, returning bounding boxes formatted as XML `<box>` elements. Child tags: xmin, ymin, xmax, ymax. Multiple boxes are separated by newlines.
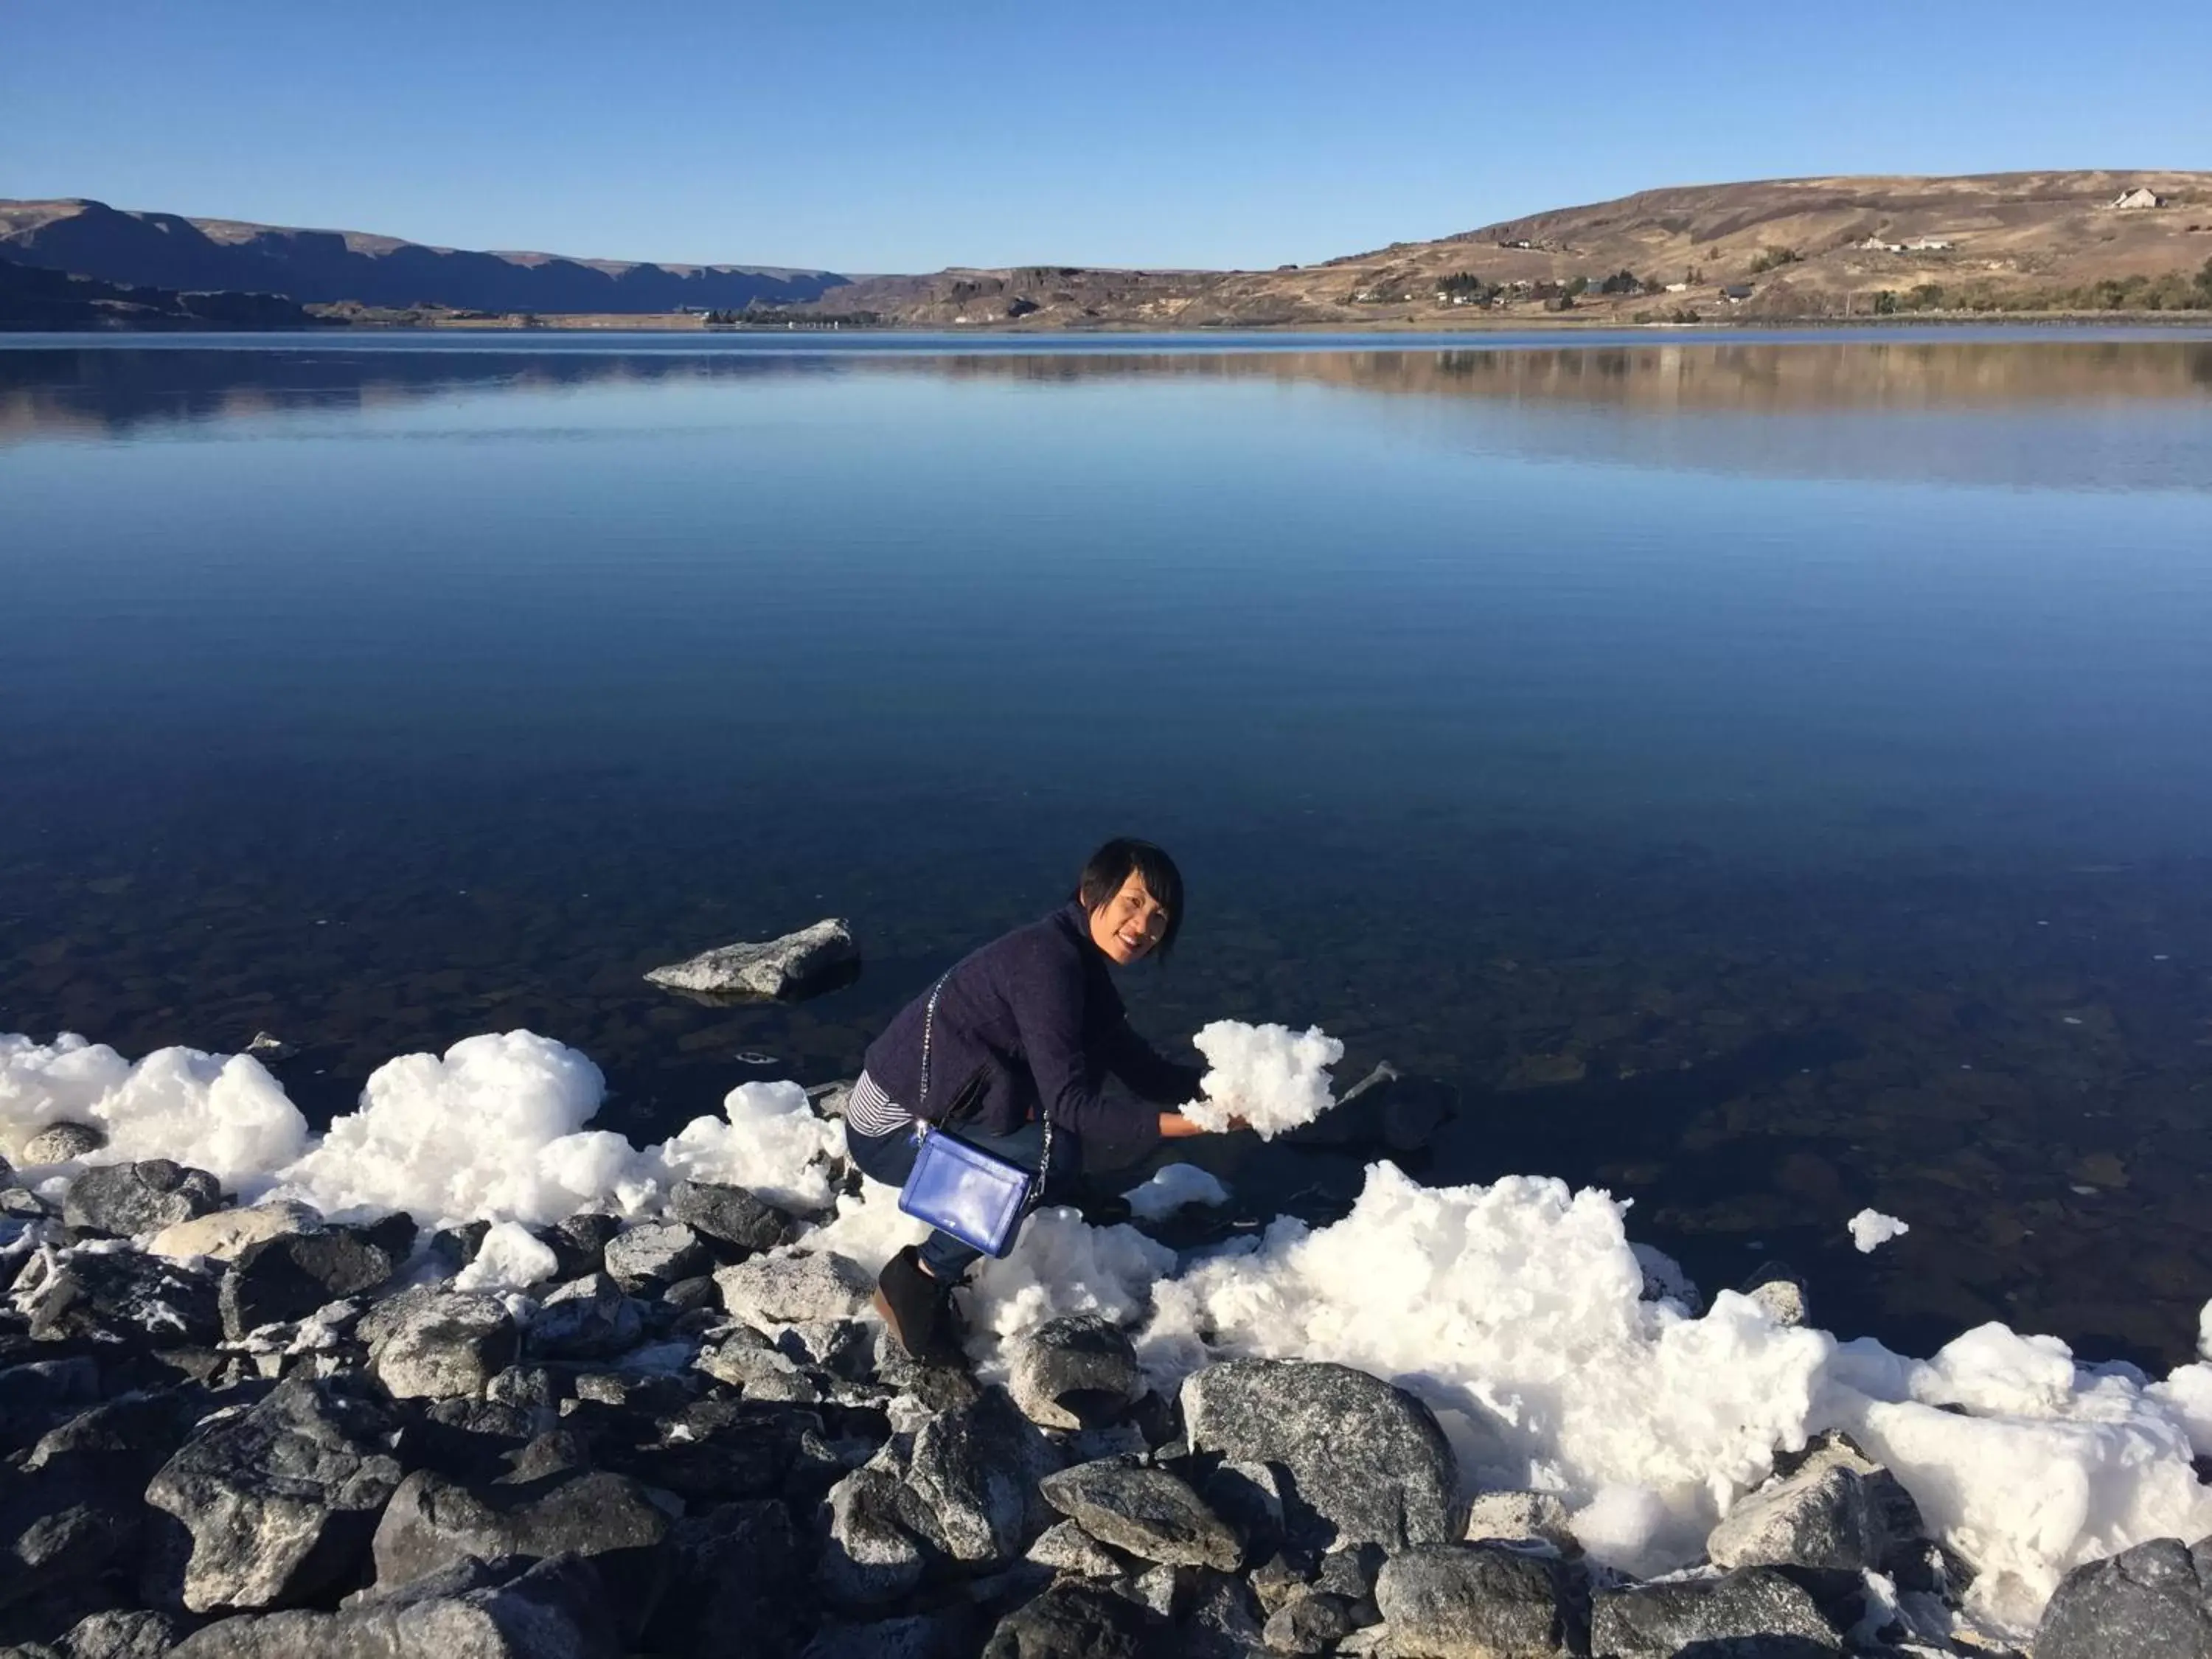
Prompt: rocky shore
<box><xmin>5</xmin><ymin>1107</ymin><xmax>2208</xmax><ymax>1659</ymax></box>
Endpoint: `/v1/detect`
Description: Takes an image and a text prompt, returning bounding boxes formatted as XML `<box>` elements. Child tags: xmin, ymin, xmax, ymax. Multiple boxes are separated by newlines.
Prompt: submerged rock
<box><xmin>1039</xmin><ymin>1458</ymin><xmax>1243</xmax><ymax>1571</ymax></box>
<box><xmin>63</xmin><ymin>1159</ymin><xmax>220</xmax><ymax>1236</ymax></box>
<box><xmin>1180</xmin><ymin>1360</ymin><xmax>1455</xmax><ymax>1553</ymax></box>
<box><xmin>144</xmin><ymin>1374</ymin><xmax>402</xmax><ymax>1614</ymax></box>
<box><xmin>2034</xmin><ymin>1535</ymin><xmax>2212</xmax><ymax>1659</ymax></box>
<box><xmin>644</xmin><ymin>918</ymin><xmax>858</xmax><ymax>1001</ymax></box>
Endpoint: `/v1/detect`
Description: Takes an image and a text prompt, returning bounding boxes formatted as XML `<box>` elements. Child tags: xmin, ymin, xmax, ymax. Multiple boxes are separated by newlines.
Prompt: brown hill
<box><xmin>0</xmin><ymin>199</ymin><xmax>849</xmax><ymax>316</ymax></box>
<box><xmin>806</xmin><ymin>171</ymin><xmax>2212</xmax><ymax>327</ymax></box>
<box><xmin>0</xmin><ymin>252</ymin><xmax>321</xmax><ymax>330</ymax></box>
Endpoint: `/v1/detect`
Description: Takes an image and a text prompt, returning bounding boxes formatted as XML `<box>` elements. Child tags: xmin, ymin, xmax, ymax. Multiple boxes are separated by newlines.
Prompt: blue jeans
<box><xmin>845</xmin><ymin>1116</ymin><xmax>1078</xmax><ymax>1281</ymax></box>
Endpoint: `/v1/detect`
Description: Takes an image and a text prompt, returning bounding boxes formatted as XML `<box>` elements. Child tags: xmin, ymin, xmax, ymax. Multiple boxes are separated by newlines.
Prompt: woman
<box><xmin>844</xmin><ymin>838</ymin><xmax>1236</xmax><ymax>1362</ymax></box>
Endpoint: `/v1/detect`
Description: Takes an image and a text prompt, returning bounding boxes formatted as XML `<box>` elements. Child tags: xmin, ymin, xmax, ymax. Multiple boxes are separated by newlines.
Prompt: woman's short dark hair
<box><xmin>1077</xmin><ymin>838</ymin><xmax>1185</xmax><ymax>959</ymax></box>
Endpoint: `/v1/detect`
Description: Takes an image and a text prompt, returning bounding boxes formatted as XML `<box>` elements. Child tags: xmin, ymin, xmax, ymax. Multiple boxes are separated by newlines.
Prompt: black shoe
<box><xmin>873</xmin><ymin>1246</ymin><xmax>965</xmax><ymax>1366</ymax></box>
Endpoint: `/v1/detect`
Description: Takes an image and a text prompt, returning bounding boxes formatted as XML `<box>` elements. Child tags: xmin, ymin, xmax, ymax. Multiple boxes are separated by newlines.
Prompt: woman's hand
<box><xmin>1158</xmin><ymin>1112</ymin><xmax>1251</xmax><ymax>1138</ymax></box>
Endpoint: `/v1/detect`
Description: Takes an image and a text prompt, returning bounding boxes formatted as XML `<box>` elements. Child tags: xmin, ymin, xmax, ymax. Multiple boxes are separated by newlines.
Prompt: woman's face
<box><xmin>1088</xmin><ymin>871</ymin><xmax>1169</xmax><ymax>965</ymax></box>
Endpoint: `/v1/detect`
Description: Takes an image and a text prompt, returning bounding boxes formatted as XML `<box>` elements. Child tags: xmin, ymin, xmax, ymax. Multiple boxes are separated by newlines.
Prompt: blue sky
<box><xmin>4</xmin><ymin>0</ymin><xmax>2207</xmax><ymax>274</ymax></box>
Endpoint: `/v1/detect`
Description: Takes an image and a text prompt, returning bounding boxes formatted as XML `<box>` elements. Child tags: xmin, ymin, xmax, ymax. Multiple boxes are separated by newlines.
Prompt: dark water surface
<box><xmin>5</xmin><ymin>330</ymin><xmax>2211</xmax><ymax>1366</ymax></box>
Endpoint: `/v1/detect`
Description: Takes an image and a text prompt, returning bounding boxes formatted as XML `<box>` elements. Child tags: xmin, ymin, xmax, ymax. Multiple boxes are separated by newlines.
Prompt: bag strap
<box><xmin>914</xmin><ymin>969</ymin><xmax>1054</xmax><ymax>1212</ymax></box>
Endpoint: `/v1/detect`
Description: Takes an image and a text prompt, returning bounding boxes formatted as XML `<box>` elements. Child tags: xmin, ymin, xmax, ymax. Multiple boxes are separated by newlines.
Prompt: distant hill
<box><xmin>0</xmin><ymin>251</ymin><xmax>321</xmax><ymax>330</ymax></box>
<box><xmin>808</xmin><ymin>171</ymin><xmax>2212</xmax><ymax>327</ymax></box>
<box><xmin>0</xmin><ymin>199</ymin><xmax>849</xmax><ymax>315</ymax></box>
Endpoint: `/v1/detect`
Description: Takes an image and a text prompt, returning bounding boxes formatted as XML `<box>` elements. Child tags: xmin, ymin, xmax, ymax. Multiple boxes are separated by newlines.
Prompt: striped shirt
<box><xmin>844</xmin><ymin>1070</ymin><xmax>913</xmax><ymax>1138</ymax></box>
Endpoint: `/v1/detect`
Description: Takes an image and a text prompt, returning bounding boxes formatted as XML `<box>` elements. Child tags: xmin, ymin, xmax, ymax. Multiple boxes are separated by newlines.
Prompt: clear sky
<box><xmin>4</xmin><ymin>0</ymin><xmax>2207</xmax><ymax>274</ymax></box>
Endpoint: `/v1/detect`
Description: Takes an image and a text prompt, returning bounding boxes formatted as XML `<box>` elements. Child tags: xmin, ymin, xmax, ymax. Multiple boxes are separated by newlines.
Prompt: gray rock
<box><xmin>1180</xmin><ymin>1360</ymin><xmax>1456</xmax><ymax>1553</ymax></box>
<box><xmin>17</xmin><ymin>1248</ymin><xmax>218</xmax><ymax>1347</ymax></box>
<box><xmin>360</xmin><ymin>1289</ymin><xmax>516</xmax><ymax>1399</ymax></box>
<box><xmin>667</xmin><ymin>1180</ymin><xmax>797</xmax><ymax>1255</ymax></box>
<box><xmin>23</xmin><ymin>1122</ymin><xmax>106</xmax><ymax>1166</ymax></box>
<box><xmin>168</xmin><ymin>1553</ymin><xmax>617</xmax><ymax>1659</ymax></box>
<box><xmin>1374</xmin><ymin>1544</ymin><xmax>1573</xmax><ymax>1658</ymax></box>
<box><xmin>905</xmin><ymin>1388</ymin><xmax>1062</xmax><ymax>1566</ymax></box>
<box><xmin>716</xmin><ymin>1250</ymin><xmax>872</xmax><ymax>1327</ymax></box>
<box><xmin>1742</xmin><ymin>1262</ymin><xmax>1810</xmax><ymax>1329</ymax></box>
<box><xmin>821</xmin><ymin>1467</ymin><xmax>930</xmax><ymax>1607</ymax></box>
<box><xmin>150</xmin><ymin>1203</ymin><xmax>321</xmax><ymax>1265</ymax></box>
<box><xmin>59</xmin><ymin>1608</ymin><xmax>182</xmax><ymax>1659</ymax></box>
<box><xmin>1708</xmin><ymin>1462</ymin><xmax>1882</xmax><ymax>1573</ymax></box>
<box><xmin>779</xmin><ymin>1318</ymin><xmax>877</xmax><ymax>1379</ymax></box>
<box><xmin>644</xmin><ymin>918</ymin><xmax>858</xmax><ymax>1000</ymax></box>
<box><xmin>219</xmin><ymin>1229</ymin><xmax>400</xmax><ymax>1340</ymax></box>
<box><xmin>641</xmin><ymin>1499</ymin><xmax>804</xmax><ymax>1659</ymax></box>
<box><xmin>1026</xmin><ymin>1520</ymin><xmax>1133</xmax><ymax>1579</ymax></box>
<box><xmin>369</xmin><ymin>1467</ymin><xmax>672</xmax><ymax>1602</ymax></box>
<box><xmin>803</xmin><ymin>1614</ymin><xmax>956</xmax><ymax>1659</ymax></box>
<box><xmin>1202</xmin><ymin>1463</ymin><xmax>1286</xmax><ymax>1561</ymax></box>
<box><xmin>695</xmin><ymin>1327</ymin><xmax>821</xmax><ymax>1402</ymax></box>
<box><xmin>143</xmin><ymin>1375</ymin><xmax>402</xmax><ymax>1614</ymax></box>
<box><xmin>1591</xmin><ymin>1566</ymin><xmax>1843</xmax><ymax>1657</ymax></box>
<box><xmin>525</xmin><ymin>1274</ymin><xmax>644</xmax><ymax>1360</ymax></box>
<box><xmin>2035</xmin><ymin>1536</ymin><xmax>2212</xmax><ymax>1659</ymax></box>
<box><xmin>981</xmin><ymin>1580</ymin><xmax>1160</xmax><ymax>1659</ymax></box>
<box><xmin>1185</xmin><ymin>1571</ymin><xmax>1270</xmax><ymax>1658</ymax></box>
<box><xmin>1039</xmin><ymin>1458</ymin><xmax>1242</xmax><ymax>1571</ymax></box>
<box><xmin>600</xmin><ymin>1222</ymin><xmax>706</xmax><ymax>1290</ymax></box>
<box><xmin>1464</xmin><ymin>1491</ymin><xmax>1577</xmax><ymax>1551</ymax></box>
<box><xmin>63</xmin><ymin>1161</ymin><xmax>220</xmax><ymax>1236</ymax></box>
<box><xmin>1262</xmin><ymin>1592</ymin><xmax>1354</xmax><ymax>1655</ymax></box>
<box><xmin>1007</xmin><ymin>1315</ymin><xmax>1142</xmax><ymax>1432</ymax></box>
<box><xmin>1314</xmin><ymin>1543</ymin><xmax>1385</xmax><ymax>1602</ymax></box>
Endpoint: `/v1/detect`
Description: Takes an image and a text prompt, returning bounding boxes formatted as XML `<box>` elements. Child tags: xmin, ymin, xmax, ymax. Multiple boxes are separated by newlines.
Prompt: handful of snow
<box><xmin>1849</xmin><ymin>1208</ymin><xmax>1911</xmax><ymax>1253</ymax></box>
<box><xmin>1178</xmin><ymin>1020</ymin><xmax>1343</xmax><ymax>1139</ymax></box>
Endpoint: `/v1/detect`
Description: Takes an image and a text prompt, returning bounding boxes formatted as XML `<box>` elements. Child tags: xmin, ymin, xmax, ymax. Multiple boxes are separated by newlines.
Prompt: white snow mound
<box><xmin>1849</xmin><ymin>1208</ymin><xmax>1911</xmax><ymax>1253</ymax></box>
<box><xmin>1179</xmin><ymin>1020</ymin><xmax>1343</xmax><ymax>1137</ymax></box>
<box><xmin>1123</xmin><ymin>1163</ymin><xmax>1231</xmax><ymax>1222</ymax></box>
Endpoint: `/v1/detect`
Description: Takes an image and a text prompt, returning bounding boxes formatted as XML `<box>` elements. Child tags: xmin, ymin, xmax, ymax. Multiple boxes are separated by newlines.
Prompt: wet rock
<box><xmin>821</xmin><ymin>1466</ymin><xmax>930</xmax><ymax>1607</ymax></box>
<box><xmin>21</xmin><ymin>1250</ymin><xmax>221</xmax><ymax>1347</ymax></box>
<box><xmin>22</xmin><ymin>1123</ymin><xmax>105</xmax><ymax>1166</ymax></box>
<box><xmin>58</xmin><ymin>1607</ymin><xmax>182</xmax><ymax>1659</ymax></box>
<box><xmin>668</xmin><ymin>1180</ymin><xmax>797</xmax><ymax>1256</ymax></box>
<box><xmin>1007</xmin><ymin>1315</ymin><xmax>1141</xmax><ymax>1432</ymax></box>
<box><xmin>150</xmin><ymin>1203</ymin><xmax>321</xmax><ymax>1265</ymax></box>
<box><xmin>144</xmin><ymin>1374</ymin><xmax>401</xmax><ymax>1614</ymax></box>
<box><xmin>601</xmin><ymin>1222</ymin><xmax>706</xmax><ymax>1290</ymax></box>
<box><xmin>905</xmin><ymin>1388</ymin><xmax>1062</xmax><ymax>1566</ymax></box>
<box><xmin>1040</xmin><ymin>1458</ymin><xmax>1242</xmax><ymax>1571</ymax></box>
<box><xmin>2035</xmin><ymin>1535</ymin><xmax>2212</xmax><ymax>1659</ymax></box>
<box><xmin>369</xmin><ymin>1467</ymin><xmax>672</xmax><ymax>1614</ymax></box>
<box><xmin>716</xmin><ymin>1251</ymin><xmax>872</xmax><ymax>1327</ymax></box>
<box><xmin>644</xmin><ymin>918</ymin><xmax>858</xmax><ymax>1001</ymax></box>
<box><xmin>1464</xmin><ymin>1491</ymin><xmax>1576</xmax><ymax>1551</ymax></box>
<box><xmin>1591</xmin><ymin>1566</ymin><xmax>1843</xmax><ymax>1656</ymax></box>
<box><xmin>1707</xmin><ymin>1461</ymin><xmax>1883</xmax><ymax>1573</ymax></box>
<box><xmin>524</xmin><ymin>1275</ymin><xmax>642</xmax><ymax>1361</ymax></box>
<box><xmin>167</xmin><ymin>1552</ymin><xmax>619</xmax><ymax>1659</ymax></box>
<box><xmin>63</xmin><ymin>1161</ymin><xmax>220</xmax><ymax>1237</ymax></box>
<box><xmin>1026</xmin><ymin>1520</ymin><xmax>1133</xmax><ymax>1579</ymax></box>
<box><xmin>1180</xmin><ymin>1360</ymin><xmax>1455</xmax><ymax>1553</ymax></box>
<box><xmin>1262</xmin><ymin>1592</ymin><xmax>1354</xmax><ymax>1655</ymax></box>
<box><xmin>360</xmin><ymin>1289</ymin><xmax>517</xmax><ymax>1400</ymax></box>
<box><xmin>219</xmin><ymin>1229</ymin><xmax>400</xmax><ymax>1340</ymax></box>
<box><xmin>642</xmin><ymin>1499</ymin><xmax>804</xmax><ymax>1659</ymax></box>
<box><xmin>981</xmin><ymin>1579</ymin><xmax>1161</xmax><ymax>1659</ymax></box>
<box><xmin>1374</xmin><ymin>1544</ymin><xmax>1575</xmax><ymax>1658</ymax></box>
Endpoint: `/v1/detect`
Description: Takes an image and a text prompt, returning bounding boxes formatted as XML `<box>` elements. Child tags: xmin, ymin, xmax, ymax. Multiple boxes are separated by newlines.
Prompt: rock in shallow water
<box><xmin>144</xmin><ymin>1374</ymin><xmax>402</xmax><ymax>1615</ymax></box>
<box><xmin>2034</xmin><ymin>1535</ymin><xmax>2212</xmax><ymax>1659</ymax></box>
<box><xmin>63</xmin><ymin>1160</ymin><xmax>220</xmax><ymax>1236</ymax></box>
<box><xmin>1039</xmin><ymin>1458</ymin><xmax>1243</xmax><ymax>1571</ymax></box>
<box><xmin>1180</xmin><ymin>1360</ymin><xmax>1456</xmax><ymax>1554</ymax></box>
<box><xmin>644</xmin><ymin>918</ymin><xmax>858</xmax><ymax>1001</ymax></box>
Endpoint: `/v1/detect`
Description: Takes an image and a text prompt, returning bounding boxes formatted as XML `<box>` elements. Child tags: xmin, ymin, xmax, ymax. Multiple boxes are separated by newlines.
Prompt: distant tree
<box><xmin>1871</xmin><ymin>290</ymin><xmax>1899</xmax><ymax>315</ymax></box>
<box><xmin>1747</xmin><ymin>246</ymin><xmax>1801</xmax><ymax>275</ymax></box>
<box><xmin>1564</xmin><ymin>275</ymin><xmax>1589</xmax><ymax>298</ymax></box>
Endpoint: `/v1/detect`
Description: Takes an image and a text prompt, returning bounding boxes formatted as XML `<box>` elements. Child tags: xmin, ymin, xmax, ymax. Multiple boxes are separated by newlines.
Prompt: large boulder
<box><xmin>905</xmin><ymin>1388</ymin><xmax>1062</xmax><ymax>1566</ymax></box>
<box><xmin>167</xmin><ymin>1553</ymin><xmax>619</xmax><ymax>1659</ymax></box>
<box><xmin>641</xmin><ymin>1500</ymin><xmax>806</xmax><ymax>1659</ymax></box>
<box><xmin>2034</xmin><ymin>1536</ymin><xmax>2212</xmax><ymax>1659</ymax></box>
<box><xmin>1179</xmin><ymin>1360</ymin><xmax>1455</xmax><ymax>1553</ymax></box>
<box><xmin>601</xmin><ymin>1222</ymin><xmax>707</xmax><ymax>1291</ymax></box>
<box><xmin>63</xmin><ymin>1161</ymin><xmax>221</xmax><ymax>1236</ymax></box>
<box><xmin>143</xmin><ymin>1374</ymin><xmax>402</xmax><ymax>1614</ymax></box>
<box><xmin>1591</xmin><ymin>1567</ymin><xmax>1843</xmax><ymax>1657</ymax></box>
<box><xmin>21</xmin><ymin>1249</ymin><xmax>222</xmax><ymax>1347</ymax></box>
<box><xmin>1706</xmin><ymin>1461</ymin><xmax>1882</xmax><ymax>1574</ymax></box>
<box><xmin>820</xmin><ymin>1467</ymin><xmax>931</xmax><ymax>1607</ymax></box>
<box><xmin>524</xmin><ymin>1275</ymin><xmax>644</xmax><ymax>1361</ymax></box>
<box><xmin>715</xmin><ymin>1251</ymin><xmax>872</xmax><ymax>1328</ymax></box>
<box><xmin>981</xmin><ymin>1580</ymin><xmax>1161</xmax><ymax>1659</ymax></box>
<box><xmin>55</xmin><ymin>1608</ymin><xmax>183</xmax><ymax>1659</ymax></box>
<box><xmin>668</xmin><ymin>1180</ymin><xmax>797</xmax><ymax>1256</ymax></box>
<box><xmin>1007</xmin><ymin>1316</ymin><xmax>1142</xmax><ymax>1432</ymax></box>
<box><xmin>150</xmin><ymin>1203</ymin><xmax>321</xmax><ymax>1265</ymax></box>
<box><xmin>219</xmin><ymin>1228</ymin><xmax>401</xmax><ymax>1339</ymax></box>
<box><xmin>361</xmin><ymin>1289</ymin><xmax>517</xmax><ymax>1399</ymax></box>
<box><xmin>1374</xmin><ymin>1544</ymin><xmax>1576</xmax><ymax>1658</ymax></box>
<box><xmin>1038</xmin><ymin>1458</ymin><xmax>1242</xmax><ymax>1571</ymax></box>
<box><xmin>644</xmin><ymin>919</ymin><xmax>858</xmax><ymax>1000</ymax></box>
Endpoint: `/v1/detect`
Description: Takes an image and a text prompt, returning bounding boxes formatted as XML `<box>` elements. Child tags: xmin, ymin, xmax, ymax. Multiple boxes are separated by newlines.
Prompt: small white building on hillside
<box><xmin>2109</xmin><ymin>187</ymin><xmax>2164</xmax><ymax>210</ymax></box>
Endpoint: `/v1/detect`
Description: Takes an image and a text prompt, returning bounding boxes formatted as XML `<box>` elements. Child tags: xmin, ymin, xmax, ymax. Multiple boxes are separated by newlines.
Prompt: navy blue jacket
<box><xmin>860</xmin><ymin>901</ymin><xmax>1203</xmax><ymax>1169</ymax></box>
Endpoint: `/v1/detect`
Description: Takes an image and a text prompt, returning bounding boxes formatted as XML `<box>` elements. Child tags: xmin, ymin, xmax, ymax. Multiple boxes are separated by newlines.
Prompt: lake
<box><xmin>4</xmin><ymin>328</ymin><xmax>2209</xmax><ymax>1367</ymax></box>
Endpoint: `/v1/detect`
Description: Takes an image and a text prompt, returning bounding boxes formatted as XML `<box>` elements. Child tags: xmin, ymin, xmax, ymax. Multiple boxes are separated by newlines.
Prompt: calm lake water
<box><xmin>4</xmin><ymin>329</ymin><xmax>2210</xmax><ymax>1366</ymax></box>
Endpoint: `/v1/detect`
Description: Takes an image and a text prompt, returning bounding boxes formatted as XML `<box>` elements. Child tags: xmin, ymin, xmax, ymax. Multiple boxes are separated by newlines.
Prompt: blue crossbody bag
<box><xmin>897</xmin><ymin>974</ymin><xmax>1054</xmax><ymax>1258</ymax></box>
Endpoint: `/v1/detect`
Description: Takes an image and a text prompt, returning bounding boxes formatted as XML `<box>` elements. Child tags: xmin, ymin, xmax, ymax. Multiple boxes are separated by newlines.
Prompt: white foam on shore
<box><xmin>1178</xmin><ymin>1020</ymin><xmax>1343</xmax><ymax>1137</ymax></box>
<box><xmin>1848</xmin><ymin>1208</ymin><xmax>1911</xmax><ymax>1253</ymax></box>
<box><xmin>7</xmin><ymin>1023</ymin><xmax>2211</xmax><ymax>1635</ymax></box>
